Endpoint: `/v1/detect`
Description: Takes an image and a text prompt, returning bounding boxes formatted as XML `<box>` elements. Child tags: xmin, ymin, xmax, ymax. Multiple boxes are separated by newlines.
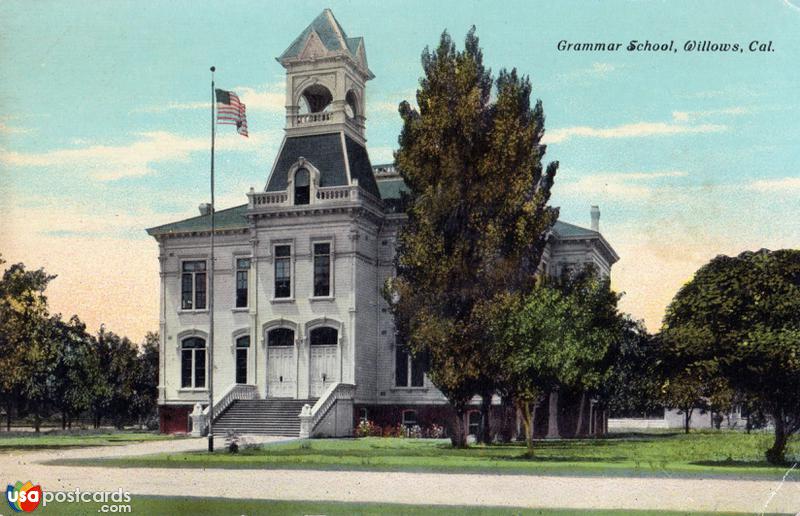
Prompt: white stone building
<box><xmin>147</xmin><ymin>10</ymin><xmax>618</xmax><ymax>437</ymax></box>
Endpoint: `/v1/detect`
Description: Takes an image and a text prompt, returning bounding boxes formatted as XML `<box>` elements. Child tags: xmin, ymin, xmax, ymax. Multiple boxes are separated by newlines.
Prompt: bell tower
<box><xmin>277</xmin><ymin>8</ymin><xmax>374</xmax><ymax>144</ymax></box>
<box><xmin>263</xmin><ymin>10</ymin><xmax>381</xmax><ymax>200</ymax></box>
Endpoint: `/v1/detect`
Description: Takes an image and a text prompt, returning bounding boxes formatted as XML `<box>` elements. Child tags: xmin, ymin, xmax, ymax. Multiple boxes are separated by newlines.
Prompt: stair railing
<box><xmin>298</xmin><ymin>382</ymin><xmax>355</xmax><ymax>438</ymax></box>
<box><xmin>191</xmin><ymin>383</ymin><xmax>257</xmax><ymax>436</ymax></box>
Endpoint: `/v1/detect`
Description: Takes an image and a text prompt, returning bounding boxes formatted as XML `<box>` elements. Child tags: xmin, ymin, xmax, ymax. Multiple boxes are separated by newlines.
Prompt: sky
<box><xmin>1</xmin><ymin>0</ymin><xmax>799</xmax><ymax>342</ymax></box>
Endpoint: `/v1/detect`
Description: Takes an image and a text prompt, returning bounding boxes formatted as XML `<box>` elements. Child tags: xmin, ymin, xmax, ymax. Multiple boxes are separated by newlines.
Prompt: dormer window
<box><xmin>294</xmin><ymin>167</ymin><xmax>310</xmax><ymax>205</ymax></box>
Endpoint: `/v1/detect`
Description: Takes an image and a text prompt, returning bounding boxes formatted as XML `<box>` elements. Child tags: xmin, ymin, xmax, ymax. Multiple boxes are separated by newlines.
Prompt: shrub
<box><xmin>405</xmin><ymin>424</ymin><xmax>423</xmax><ymax>438</ymax></box>
<box><xmin>355</xmin><ymin>420</ymin><xmax>382</xmax><ymax>437</ymax></box>
<box><xmin>224</xmin><ymin>430</ymin><xmax>240</xmax><ymax>453</ymax></box>
<box><xmin>425</xmin><ymin>423</ymin><xmax>446</xmax><ymax>439</ymax></box>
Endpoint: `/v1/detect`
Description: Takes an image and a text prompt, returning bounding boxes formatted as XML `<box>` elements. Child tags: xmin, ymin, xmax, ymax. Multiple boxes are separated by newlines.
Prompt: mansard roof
<box><xmin>551</xmin><ymin>220</ymin><xmax>599</xmax><ymax>239</ymax></box>
<box><xmin>265</xmin><ymin>133</ymin><xmax>381</xmax><ymax>198</ymax></box>
<box><xmin>279</xmin><ymin>9</ymin><xmax>367</xmax><ymax>66</ymax></box>
<box><xmin>372</xmin><ymin>164</ymin><xmax>617</xmax><ymax>261</ymax></box>
<box><xmin>146</xmin><ymin>204</ymin><xmax>248</xmax><ymax>237</ymax></box>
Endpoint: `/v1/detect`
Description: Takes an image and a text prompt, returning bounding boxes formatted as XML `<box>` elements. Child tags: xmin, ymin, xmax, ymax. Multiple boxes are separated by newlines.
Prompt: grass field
<box><xmin>53</xmin><ymin>431</ymin><xmax>800</xmax><ymax>480</ymax></box>
<box><xmin>0</xmin><ymin>430</ymin><xmax>178</xmax><ymax>451</ymax></box>
<box><xmin>34</xmin><ymin>495</ymin><xmax>769</xmax><ymax>515</ymax></box>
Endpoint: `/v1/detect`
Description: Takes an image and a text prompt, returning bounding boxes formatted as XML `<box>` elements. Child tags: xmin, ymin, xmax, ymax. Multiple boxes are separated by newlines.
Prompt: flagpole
<box><xmin>208</xmin><ymin>65</ymin><xmax>216</xmax><ymax>453</ymax></box>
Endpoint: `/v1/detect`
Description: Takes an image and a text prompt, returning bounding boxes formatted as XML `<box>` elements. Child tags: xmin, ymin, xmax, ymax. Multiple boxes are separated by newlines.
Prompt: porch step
<box><xmin>212</xmin><ymin>398</ymin><xmax>317</xmax><ymax>437</ymax></box>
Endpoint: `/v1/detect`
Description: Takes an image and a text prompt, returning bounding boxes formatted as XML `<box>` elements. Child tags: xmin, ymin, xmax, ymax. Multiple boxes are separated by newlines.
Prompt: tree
<box><xmin>93</xmin><ymin>327</ymin><xmax>139</xmax><ymax>429</ymax></box>
<box><xmin>386</xmin><ymin>28</ymin><xmax>558</xmax><ymax>447</ymax></box>
<box><xmin>597</xmin><ymin>318</ymin><xmax>661</xmax><ymax>424</ymax></box>
<box><xmin>130</xmin><ymin>332</ymin><xmax>159</xmax><ymax>428</ymax></box>
<box><xmin>0</xmin><ymin>260</ymin><xmax>57</xmax><ymax>432</ymax></box>
<box><xmin>661</xmin><ymin>249</ymin><xmax>800</xmax><ymax>463</ymax></box>
<box><xmin>49</xmin><ymin>315</ymin><xmax>100</xmax><ymax>429</ymax></box>
<box><xmin>488</xmin><ymin>268</ymin><xmax>623</xmax><ymax>450</ymax></box>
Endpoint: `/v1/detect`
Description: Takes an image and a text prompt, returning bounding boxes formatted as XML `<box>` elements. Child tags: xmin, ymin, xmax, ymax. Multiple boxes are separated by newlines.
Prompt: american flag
<box><xmin>215</xmin><ymin>88</ymin><xmax>248</xmax><ymax>137</ymax></box>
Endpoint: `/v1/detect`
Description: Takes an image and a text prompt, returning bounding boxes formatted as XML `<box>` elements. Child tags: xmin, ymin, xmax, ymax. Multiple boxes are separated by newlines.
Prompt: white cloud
<box><xmin>370</xmin><ymin>101</ymin><xmax>403</xmax><ymax>114</ymax></box>
<box><xmin>368</xmin><ymin>146</ymin><xmax>395</xmax><ymax>164</ymax></box>
<box><xmin>746</xmin><ymin>177</ymin><xmax>800</xmax><ymax>193</ymax></box>
<box><xmin>0</xmin><ymin>121</ymin><xmax>31</xmax><ymax>134</ymax></box>
<box><xmin>0</xmin><ymin>130</ymin><xmax>276</xmax><ymax>181</ymax></box>
<box><xmin>559</xmin><ymin>62</ymin><xmax>620</xmax><ymax>81</ymax></box>
<box><xmin>234</xmin><ymin>84</ymin><xmax>285</xmax><ymax>112</ymax></box>
<box><xmin>671</xmin><ymin>106</ymin><xmax>750</xmax><ymax>122</ymax></box>
<box><xmin>132</xmin><ymin>83</ymin><xmax>285</xmax><ymax>114</ymax></box>
<box><xmin>557</xmin><ymin>170</ymin><xmax>688</xmax><ymax>200</ymax></box>
<box><xmin>544</xmin><ymin>121</ymin><xmax>726</xmax><ymax>144</ymax></box>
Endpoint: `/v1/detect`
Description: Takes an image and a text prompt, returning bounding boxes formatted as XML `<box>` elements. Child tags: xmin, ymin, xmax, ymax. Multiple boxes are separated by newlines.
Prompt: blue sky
<box><xmin>1</xmin><ymin>0</ymin><xmax>799</xmax><ymax>340</ymax></box>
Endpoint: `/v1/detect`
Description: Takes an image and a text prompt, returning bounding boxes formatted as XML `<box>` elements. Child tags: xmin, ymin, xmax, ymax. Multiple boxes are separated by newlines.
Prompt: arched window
<box><xmin>468</xmin><ymin>410</ymin><xmax>481</xmax><ymax>437</ymax></box>
<box><xmin>345</xmin><ymin>90</ymin><xmax>358</xmax><ymax>118</ymax></box>
<box><xmin>309</xmin><ymin>327</ymin><xmax>338</xmax><ymax>346</ymax></box>
<box><xmin>235</xmin><ymin>335</ymin><xmax>249</xmax><ymax>384</ymax></box>
<box><xmin>267</xmin><ymin>328</ymin><xmax>294</xmax><ymax>347</ymax></box>
<box><xmin>294</xmin><ymin>167</ymin><xmax>310</xmax><ymax>205</ymax></box>
<box><xmin>181</xmin><ymin>337</ymin><xmax>206</xmax><ymax>389</ymax></box>
<box><xmin>402</xmin><ymin>409</ymin><xmax>418</xmax><ymax>428</ymax></box>
<box><xmin>299</xmin><ymin>84</ymin><xmax>333</xmax><ymax>113</ymax></box>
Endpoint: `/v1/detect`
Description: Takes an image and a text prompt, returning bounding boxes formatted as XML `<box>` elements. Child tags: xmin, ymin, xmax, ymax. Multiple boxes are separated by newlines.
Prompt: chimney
<box><xmin>590</xmin><ymin>205</ymin><xmax>600</xmax><ymax>231</ymax></box>
<box><xmin>199</xmin><ymin>203</ymin><xmax>212</xmax><ymax>216</ymax></box>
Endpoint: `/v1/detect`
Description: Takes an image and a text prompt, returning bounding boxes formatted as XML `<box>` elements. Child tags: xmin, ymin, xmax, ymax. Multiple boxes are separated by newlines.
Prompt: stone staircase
<box><xmin>211</xmin><ymin>398</ymin><xmax>316</xmax><ymax>436</ymax></box>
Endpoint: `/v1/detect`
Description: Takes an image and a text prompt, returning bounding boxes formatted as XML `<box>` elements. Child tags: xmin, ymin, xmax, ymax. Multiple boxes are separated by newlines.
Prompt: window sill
<box><xmin>178</xmin><ymin>309</ymin><xmax>209</xmax><ymax>314</ymax></box>
<box><xmin>177</xmin><ymin>388</ymin><xmax>208</xmax><ymax>393</ymax></box>
<box><xmin>390</xmin><ymin>387</ymin><xmax>429</xmax><ymax>392</ymax></box>
<box><xmin>309</xmin><ymin>296</ymin><xmax>335</xmax><ymax>302</ymax></box>
<box><xmin>231</xmin><ymin>307</ymin><xmax>249</xmax><ymax>312</ymax></box>
<box><xmin>271</xmin><ymin>297</ymin><xmax>295</xmax><ymax>304</ymax></box>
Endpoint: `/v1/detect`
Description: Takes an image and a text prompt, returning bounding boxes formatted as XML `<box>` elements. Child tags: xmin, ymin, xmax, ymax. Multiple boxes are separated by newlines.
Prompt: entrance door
<box><xmin>308</xmin><ymin>327</ymin><xmax>339</xmax><ymax>398</ymax></box>
<box><xmin>267</xmin><ymin>328</ymin><xmax>296</xmax><ymax>398</ymax></box>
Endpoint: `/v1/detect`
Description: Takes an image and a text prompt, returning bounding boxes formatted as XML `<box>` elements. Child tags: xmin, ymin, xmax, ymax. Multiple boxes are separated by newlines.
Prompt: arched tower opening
<box><xmin>299</xmin><ymin>84</ymin><xmax>333</xmax><ymax>114</ymax></box>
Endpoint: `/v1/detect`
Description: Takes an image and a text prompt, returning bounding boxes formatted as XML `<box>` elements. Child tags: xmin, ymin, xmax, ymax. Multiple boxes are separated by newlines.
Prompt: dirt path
<box><xmin>2</xmin><ymin>437</ymin><xmax>798</xmax><ymax>513</ymax></box>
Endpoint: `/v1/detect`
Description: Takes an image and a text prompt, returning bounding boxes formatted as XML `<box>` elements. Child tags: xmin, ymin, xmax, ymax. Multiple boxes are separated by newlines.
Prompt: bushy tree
<box><xmin>130</xmin><ymin>332</ymin><xmax>159</xmax><ymax>428</ymax></box>
<box><xmin>661</xmin><ymin>249</ymin><xmax>800</xmax><ymax>463</ymax></box>
<box><xmin>49</xmin><ymin>315</ymin><xmax>101</xmax><ymax>429</ymax></box>
<box><xmin>93</xmin><ymin>327</ymin><xmax>140</xmax><ymax>429</ymax></box>
<box><xmin>0</xmin><ymin>260</ymin><xmax>57</xmax><ymax>432</ymax></box>
<box><xmin>488</xmin><ymin>268</ymin><xmax>623</xmax><ymax>450</ymax></box>
<box><xmin>386</xmin><ymin>27</ymin><xmax>558</xmax><ymax>447</ymax></box>
<box><xmin>597</xmin><ymin>318</ymin><xmax>661</xmax><ymax>422</ymax></box>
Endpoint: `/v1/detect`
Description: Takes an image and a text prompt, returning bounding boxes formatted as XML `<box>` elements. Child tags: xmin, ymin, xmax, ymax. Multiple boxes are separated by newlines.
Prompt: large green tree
<box><xmin>596</xmin><ymin>318</ymin><xmax>661</xmax><ymax>424</ymax></box>
<box><xmin>130</xmin><ymin>332</ymin><xmax>159</xmax><ymax>428</ymax></box>
<box><xmin>0</xmin><ymin>259</ymin><xmax>57</xmax><ymax>432</ymax></box>
<box><xmin>49</xmin><ymin>315</ymin><xmax>101</xmax><ymax>429</ymax></box>
<box><xmin>661</xmin><ymin>249</ymin><xmax>800</xmax><ymax>463</ymax></box>
<box><xmin>386</xmin><ymin>28</ymin><xmax>558</xmax><ymax>446</ymax></box>
<box><xmin>489</xmin><ymin>268</ymin><xmax>623</xmax><ymax>449</ymax></box>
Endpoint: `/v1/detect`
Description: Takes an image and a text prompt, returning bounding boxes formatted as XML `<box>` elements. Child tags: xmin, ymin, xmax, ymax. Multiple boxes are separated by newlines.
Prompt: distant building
<box><xmin>146</xmin><ymin>10</ymin><xmax>619</xmax><ymax>438</ymax></box>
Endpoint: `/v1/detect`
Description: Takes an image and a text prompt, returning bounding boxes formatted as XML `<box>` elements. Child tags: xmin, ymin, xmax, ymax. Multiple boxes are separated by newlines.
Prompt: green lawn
<box><xmin>34</xmin><ymin>495</ymin><xmax>770</xmax><ymax>515</ymax></box>
<box><xmin>0</xmin><ymin>430</ymin><xmax>178</xmax><ymax>451</ymax></box>
<box><xmin>53</xmin><ymin>431</ymin><xmax>800</xmax><ymax>480</ymax></box>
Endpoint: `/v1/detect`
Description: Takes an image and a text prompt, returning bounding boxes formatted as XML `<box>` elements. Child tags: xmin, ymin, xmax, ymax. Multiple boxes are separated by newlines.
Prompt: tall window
<box><xmin>313</xmin><ymin>243</ymin><xmax>331</xmax><ymax>297</ymax></box>
<box><xmin>235</xmin><ymin>258</ymin><xmax>250</xmax><ymax>308</ymax></box>
<box><xmin>309</xmin><ymin>326</ymin><xmax>338</xmax><ymax>346</ymax></box>
<box><xmin>402</xmin><ymin>409</ymin><xmax>418</xmax><ymax>428</ymax></box>
<box><xmin>468</xmin><ymin>411</ymin><xmax>481</xmax><ymax>436</ymax></box>
<box><xmin>268</xmin><ymin>328</ymin><xmax>294</xmax><ymax>347</ymax></box>
<box><xmin>181</xmin><ymin>337</ymin><xmax>206</xmax><ymax>388</ymax></box>
<box><xmin>395</xmin><ymin>345</ymin><xmax>426</xmax><ymax>387</ymax></box>
<box><xmin>181</xmin><ymin>261</ymin><xmax>206</xmax><ymax>310</ymax></box>
<box><xmin>235</xmin><ymin>335</ymin><xmax>249</xmax><ymax>384</ymax></box>
<box><xmin>274</xmin><ymin>245</ymin><xmax>291</xmax><ymax>298</ymax></box>
<box><xmin>294</xmin><ymin>168</ymin><xmax>310</xmax><ymax>205</ymax></box>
